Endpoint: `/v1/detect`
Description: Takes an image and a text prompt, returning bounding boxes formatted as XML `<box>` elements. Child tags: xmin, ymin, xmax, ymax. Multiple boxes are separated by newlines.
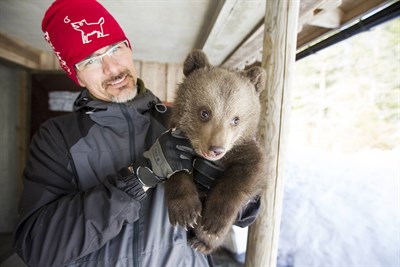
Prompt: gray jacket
<box><xmin>13</xmin><ymin>80</ymin><xmax>259</xmax><ymax>267</ymax></box>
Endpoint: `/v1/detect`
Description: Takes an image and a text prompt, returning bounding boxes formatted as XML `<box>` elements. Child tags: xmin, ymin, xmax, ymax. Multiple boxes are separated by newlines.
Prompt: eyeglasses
<box><xmin>75</xmin><ymin>40</ymin><xmax>130</xmax><ymax>72</ymax></box>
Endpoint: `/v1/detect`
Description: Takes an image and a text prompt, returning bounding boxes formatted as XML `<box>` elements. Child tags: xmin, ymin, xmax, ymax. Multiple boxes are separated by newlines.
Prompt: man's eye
<box><xmin>84</xmin><ymin>57</ymin><xmax>100</xmax><ymax>67</ymax></box>
<box><xmin>110</xmin><ymin>46</ymin><xmax>121</xmax><ymax>54</ymax></box>
<box><xmin>85</xmin><ymin>58</ymin><xmax>96</xmax><ymax>66</ymax></box>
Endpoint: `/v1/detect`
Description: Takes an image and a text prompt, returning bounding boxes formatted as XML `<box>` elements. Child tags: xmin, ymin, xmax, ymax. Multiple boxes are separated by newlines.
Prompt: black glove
<box><xmin>192</xmin><ymin>157</ymin><xmax>226</xmax><ymax>193</ymax></box>
<box><xmin>115</xmin><ymin>168</ymin><xmax>147</xmax><ymax>200</ymax></box>
<box><xmin>192</xmin><ymin>157</ymin><xmax>262</xmax><ymax>227</ymax></box>
<box><xmin>125</xmin><ymin>128</ymin><xmax>194</xmax><ymax>188</ymax></box>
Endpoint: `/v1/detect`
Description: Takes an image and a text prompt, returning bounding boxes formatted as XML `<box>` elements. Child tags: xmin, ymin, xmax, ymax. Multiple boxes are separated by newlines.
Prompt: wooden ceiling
<box><xmin>223</xmin><ymin>0</ymin><xmax>392</xmax><ymax>69</ymax></box>
<box><xmin>0</xmin><ymin>0</ymin><xmax>393</xmax><ymax>71</ymax></box>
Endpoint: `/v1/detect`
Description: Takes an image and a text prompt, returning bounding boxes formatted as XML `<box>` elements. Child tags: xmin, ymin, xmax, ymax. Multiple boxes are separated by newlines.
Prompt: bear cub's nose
<box><xmin>209</xmin><ymin>146</ymin><xmax>225</xmax><ymax>157</ymax></box>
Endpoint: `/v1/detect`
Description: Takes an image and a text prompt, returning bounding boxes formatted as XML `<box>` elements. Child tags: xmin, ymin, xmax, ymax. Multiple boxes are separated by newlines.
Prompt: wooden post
<box><xmin>245</xmin><ymin>1</ymin><xmax>299</xmax><ymax>267</ymax></box>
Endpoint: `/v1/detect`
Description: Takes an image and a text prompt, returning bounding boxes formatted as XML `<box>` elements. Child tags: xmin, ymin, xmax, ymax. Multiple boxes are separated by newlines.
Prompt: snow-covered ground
<box><xmin>277</xmin><ymin>147</ymin><xmax>400</xmax><ymax>267</ymax></box>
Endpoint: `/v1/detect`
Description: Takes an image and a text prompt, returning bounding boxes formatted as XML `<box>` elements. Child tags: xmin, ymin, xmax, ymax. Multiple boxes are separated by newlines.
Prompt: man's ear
<box><xmin>76</xmin><ymin>75</ymin><xmax>85</xmax><ymax>87</ymax></box>
<box><xmin>183</xmin><ymin>49</ymin><xmax>211</xmax><ymax>77</ymax></box>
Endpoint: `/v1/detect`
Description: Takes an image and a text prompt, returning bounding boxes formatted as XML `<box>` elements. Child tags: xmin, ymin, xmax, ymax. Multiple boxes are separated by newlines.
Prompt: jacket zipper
<box><xmin>119</xmin><ymin>104</ymin><xmax>135</xmax><ymax>162</ymax></box>
<box><xmin>119</xmin><ymin>104</ymin><xmax>139</xmax><ymax>267</ymax></box>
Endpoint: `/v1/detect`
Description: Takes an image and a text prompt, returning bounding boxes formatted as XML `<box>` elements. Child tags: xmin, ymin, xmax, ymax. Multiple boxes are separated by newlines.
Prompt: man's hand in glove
<box><xmin>144</xmin><ymin>128</ymin><xmax>194</xmax><ymax>178</ymax></box>
<box><xmin>192</xmin><ymin>157</ymin><xmax>226</xmax><ymax>195</ymax></box>
<box><xmin>191</xmin><ymin>157</ymin><xmax>261</xmax><ymax>227</ymax></box>
<box><xmin>122</xmin><ymin>128</ymin><xmax>195</xmax><ymax>189</ymax></box>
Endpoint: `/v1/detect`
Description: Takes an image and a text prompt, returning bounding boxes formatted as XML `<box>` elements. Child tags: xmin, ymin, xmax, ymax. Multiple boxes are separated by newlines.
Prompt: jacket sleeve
<box><xmin>13</xmin><ymin>120</ymin><xmax>145</xmax><ymax>267</ymax></box>
<box><xmin>234</xmin><ymin>197</ymin><xmax>261</xmax><ymax>227</ymax></box>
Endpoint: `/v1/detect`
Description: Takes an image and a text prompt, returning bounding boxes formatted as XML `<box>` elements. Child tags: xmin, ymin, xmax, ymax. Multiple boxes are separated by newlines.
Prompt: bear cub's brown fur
<box><xmin>165</xmin><ymin>50</ymin><xmax>268</xmax><ymax>254</ymax></box>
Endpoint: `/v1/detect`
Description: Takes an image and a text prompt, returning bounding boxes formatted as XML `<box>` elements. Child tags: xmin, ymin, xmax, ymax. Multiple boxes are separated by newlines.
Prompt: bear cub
<box><xmin>165</xmin><ymin>50</ymin><xmax>268</xmax><ymax>254</ymax></box>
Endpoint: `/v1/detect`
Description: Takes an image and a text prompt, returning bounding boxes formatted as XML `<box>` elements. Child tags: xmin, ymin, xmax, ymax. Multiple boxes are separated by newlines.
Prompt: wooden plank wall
<box><xmin>136</xmin><ymin>61</ymin><xmax>184</xmax><ymax>104</ymax></box>
<box><xmin>0</xmin><ymin>64</ymin><xmax>24</xmax><ymax>231</ymax></box>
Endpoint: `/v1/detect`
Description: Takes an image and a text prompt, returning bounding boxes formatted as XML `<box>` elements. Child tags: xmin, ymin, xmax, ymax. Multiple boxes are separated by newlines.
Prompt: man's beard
<box><xmin>110</xmin><ymin>85</ymin><xmax>137</xmax><ymax>103</ymax></box>
<box><xmin>102</xmin><ymin>70</ymin><xmax>137</xmax><ymax>103</ymax></box>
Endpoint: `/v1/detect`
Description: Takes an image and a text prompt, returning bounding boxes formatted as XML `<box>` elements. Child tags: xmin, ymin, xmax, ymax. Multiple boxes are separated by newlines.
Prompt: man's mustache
<box><xmin>102</xmin><ymin>70</ymin><xmax>133</xmax><ymax>89</ymax></box>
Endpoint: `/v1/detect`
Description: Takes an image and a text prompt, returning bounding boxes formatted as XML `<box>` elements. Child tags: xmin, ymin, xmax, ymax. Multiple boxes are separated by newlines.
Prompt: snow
<box><xmin>277</xmin><ymin>147</ymin><xmax>400</xmax><ymax>267</ymax></box>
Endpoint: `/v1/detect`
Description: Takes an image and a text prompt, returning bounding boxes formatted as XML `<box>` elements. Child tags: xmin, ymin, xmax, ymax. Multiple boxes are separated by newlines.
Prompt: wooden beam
<box><xmin>0</xmin><ymin>32</ymin><xmax>63</xmax><ymax>71</ymax></box>
<box><xmin>342</xmin><ymin>0</ymin><xmax>388</xmax><ymax>22</ymax></box>
<box><xmin>0</xmin><ymin>32</ymin><xmax>42</xmax><ymax>69</ymax></box>
<box><xmin>222</xmin><ymin>0</ymin><xmax>334</xmax><ymax>69</ymax></box>
<box><xmin>297</xmin><ymin>0</ymin><xmax>388</xmax><ymax>49</ymax></box>
<box><xmin>245</xmin><ymin>1</ymin><xmax>299</xmax><ymax>266</ymax></box>
<box><xmin>39</xmin><ymin>51</ymin><xmax>62</xmax><ymax>71</ymax></box>
<box><xmin>222</xmin><ymin>0</ymin><xmax>388</xmax><ymax>69</ymax></box>
<box><xmin>221</xmin><ymin>22</ymin><xmax>264</xmax><ymax>69</ymax></box>
<box><xmin>199</xmin><ymin>0</ymin><xmax>237</xmax><ymax>51</ymax></box>
<box><xmin>308</xmin><ymin>7</ymin><xmax>344</xmax><ymax>29</ymax></box>
<box><xmin>298</xmin><ymin>0</ymin><xmax>342</xmax><ymax>32</ymax></box>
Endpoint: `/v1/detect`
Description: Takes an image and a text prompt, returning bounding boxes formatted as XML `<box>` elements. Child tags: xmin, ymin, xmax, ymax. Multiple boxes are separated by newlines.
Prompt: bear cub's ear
<box><xmin>243</xmin><ymin>67</ymin><xmax>266</xmax><ymax>93</ymax></box>
<box><xmin>183</xmin><ymin>49</ymin><xmax>211</xmax><ymax>77</ymax></box>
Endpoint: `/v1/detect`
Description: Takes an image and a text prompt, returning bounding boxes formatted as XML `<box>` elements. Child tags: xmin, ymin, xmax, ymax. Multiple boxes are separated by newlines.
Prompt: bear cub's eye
<box><xmin>232</xmin><ymin>116</ymin><xmax>240</xmax><ymax>126</ymax></box>
<box><xmin>199</xmin><ymin>109</ymin><xmax>211</xmax><ymax>121</ymax></box>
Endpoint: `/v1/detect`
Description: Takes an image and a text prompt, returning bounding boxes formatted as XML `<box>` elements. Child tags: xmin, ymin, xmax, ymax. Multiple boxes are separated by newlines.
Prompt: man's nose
<box><xmin>102</xmin><ymin>55</ymin><xmax>120</xmax><ymax>75</ymax></box>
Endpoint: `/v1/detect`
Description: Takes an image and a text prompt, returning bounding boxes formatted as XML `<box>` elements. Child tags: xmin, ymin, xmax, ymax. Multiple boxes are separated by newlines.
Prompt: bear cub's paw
<box><xmin>189</xmin><ymin>236</ymin><xmax>216</xmax><ymax>255</ymax></box>
<box><xmin>167</xmin><ymin>195</ymin><xmax>202</xmax><ymax>230</ymax></box>
<box><xmin>198</xmin><ymin>202</ymin><xmax>236</xmax><ymax>239</ymax></box>
<box><xmin>165</xmin><ymin>172</ymin><xmax>203</xmax><ymax>230</ymax></box>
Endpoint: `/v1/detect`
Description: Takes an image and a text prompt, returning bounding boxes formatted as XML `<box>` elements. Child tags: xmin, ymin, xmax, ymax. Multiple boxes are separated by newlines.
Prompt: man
<box><xmin>13</xmin><ymin>0</ymin><xmax>260</xmax><ymax>266</ymax></box>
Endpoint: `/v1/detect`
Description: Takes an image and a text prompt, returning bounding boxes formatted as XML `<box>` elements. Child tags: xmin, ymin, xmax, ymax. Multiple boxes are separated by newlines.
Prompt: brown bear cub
<box><xmin>165</xmin><ymin>49</ymin><xmax>268</xmax><ymax>254</ymax></box>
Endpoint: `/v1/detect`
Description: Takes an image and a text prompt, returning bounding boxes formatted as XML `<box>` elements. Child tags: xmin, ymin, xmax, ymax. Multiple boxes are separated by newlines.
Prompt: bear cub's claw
<box><xmin>189</xmin><ymin>237</ymin><xmax>214</xmax><ymax>255</ymax></box>
<box><xmin>167</xmin><ymin>196</ymin><xmax>202</xmax><ymax>231</ymax></box>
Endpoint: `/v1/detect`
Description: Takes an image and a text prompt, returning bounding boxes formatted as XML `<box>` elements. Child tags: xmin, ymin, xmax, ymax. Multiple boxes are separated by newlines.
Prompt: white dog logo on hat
<box><xmin>65</xmin><ymin>16</ymin><xmax>109</xmax><ymax>44</ymax></box>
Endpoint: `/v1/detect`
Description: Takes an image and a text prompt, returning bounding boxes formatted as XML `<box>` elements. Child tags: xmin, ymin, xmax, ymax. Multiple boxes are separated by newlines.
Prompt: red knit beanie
<box><xmin>42</xmin><ymin>0</ymin><xmax>130</xmax><ymax>85</ymax></box>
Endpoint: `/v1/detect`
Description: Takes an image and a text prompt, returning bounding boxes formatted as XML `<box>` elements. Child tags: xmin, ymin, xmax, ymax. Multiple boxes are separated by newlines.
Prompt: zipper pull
<box><xmin>155</xmin><ymin>103</ymin><xmax>167</xmax><ymax>113</ymax></box>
